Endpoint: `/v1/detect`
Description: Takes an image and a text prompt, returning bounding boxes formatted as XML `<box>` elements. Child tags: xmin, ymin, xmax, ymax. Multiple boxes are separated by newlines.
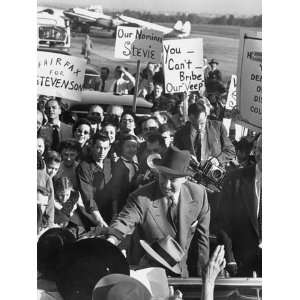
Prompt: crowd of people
<box><xmin>37</xmin><ymin>57</ymin><xmax>262</xmax><ymax>299</ymax></box>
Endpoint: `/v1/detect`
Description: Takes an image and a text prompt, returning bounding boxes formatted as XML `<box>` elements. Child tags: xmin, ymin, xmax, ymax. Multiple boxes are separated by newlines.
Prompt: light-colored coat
<box><xmin>109</xmin><ymin>180</ymin><xmax>210</xmax><ymax>277</ymax></box>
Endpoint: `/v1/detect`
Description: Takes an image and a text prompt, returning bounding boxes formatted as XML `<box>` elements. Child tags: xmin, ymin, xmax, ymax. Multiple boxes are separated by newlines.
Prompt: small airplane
<box><xmin>63</xmin><ymin>5</ymin><xmax>191</xmax><ymax>38</ymax></box>
<box><xmin>63</xmin><ymin>5</ymin><xmax>123</xmax><ymax>34</ymax></box>
<box><xmin>116</xmin><ymin>15</ymin><xmax>191</xmax><ymax>38</ymax></box>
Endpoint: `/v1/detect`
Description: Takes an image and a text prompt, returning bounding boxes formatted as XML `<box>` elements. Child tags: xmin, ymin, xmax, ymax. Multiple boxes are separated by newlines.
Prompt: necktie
<box><xmin>101</xmin><ymin>80</ymin><xmax>105</xmax><ymax>92</ymax></box>
<box><xmin>52</xmin><ymin>125</ymin><xmax>60</xmax><ymax>151</ymax></box>
<box><xmin>167</xmin><ymin>196</ymin><xmax>177</xmax><ymax>231</ymax></box>
<box><xmin>113</xmin><ymin>81</ymin><xmax>118</xmax><ymax>94</ymax></box>
<box><xmin>194</xmin><ymin>130</ymin><xmax>202</xmax><ymax>162</ymax></box>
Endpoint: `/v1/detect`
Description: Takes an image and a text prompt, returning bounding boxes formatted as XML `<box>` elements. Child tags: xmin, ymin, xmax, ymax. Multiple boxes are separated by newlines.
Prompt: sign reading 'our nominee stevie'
<box><xmin>162</xmin><ymin>38</ymin><xmax>204</xmax><ymax>94</ymax></box>
<box><xmin>114</xmin><ymin>26</ymin><xmax>163</xmax><ymax>63</ymax></box>
<box><xmin>37</xmin><ymin>51</ymin><xmax>86</xmax><ymax>101</ymax></box>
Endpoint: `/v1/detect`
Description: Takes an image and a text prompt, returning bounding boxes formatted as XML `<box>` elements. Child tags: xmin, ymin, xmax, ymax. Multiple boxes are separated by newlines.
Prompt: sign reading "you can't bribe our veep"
<box><xmin>162</xmin><ymin>38</ymin><xmax>204</xmax><ymax>94</ymax></box>
<box><xmin>114</xmin><ymin>26</ymin><xmax>163</xmax><ymax>63</ymax></box>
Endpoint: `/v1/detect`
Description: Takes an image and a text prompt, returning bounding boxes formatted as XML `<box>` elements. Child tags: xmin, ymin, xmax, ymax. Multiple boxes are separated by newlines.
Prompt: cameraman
<box><xmin>174</xmin><ymin>102</ymin><xmax>235</xmax><ymax>276</ymax></box>
<box><xmin>173</xmin><ymin>102</ymin><xmax>235</xmax><ymax>169</ymax></box>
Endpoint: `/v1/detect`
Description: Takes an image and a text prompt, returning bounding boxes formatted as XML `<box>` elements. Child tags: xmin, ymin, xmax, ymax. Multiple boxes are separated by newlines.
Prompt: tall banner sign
<box><xmin>162</xmin><ymin>38</ymin><xmax>204</xmax><ymax>94</ymax></box>
<box><xmin>236</xmin><ymin>31</ymin><xmax>262</xmax><ymax>132</ymax></box>
<box><xmin>37</xmin><ymin>52</ymin><xmax>87</xmax><ymax>101</ymax></box>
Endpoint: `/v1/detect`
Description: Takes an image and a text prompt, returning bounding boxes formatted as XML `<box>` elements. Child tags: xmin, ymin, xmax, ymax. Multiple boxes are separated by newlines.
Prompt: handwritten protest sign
<box><xmin>226</xmin><ymin>74</ymin><xmax>237</xmax><ymax>110</ymax></box>
<box><xmin>236</xmin><ymin>31</ymin><xmax>262</xmax><ymax>131</ymax></box>
<box><xmin>223</xmin><ymin>74</ymin><xmax>237</xmax><ymax>135</ymax></box>
<box><xmin>162</xmin><ymin>38</ymin><xmax>204</xmax><ymax>94</ymax></box>
<box><xmin>114</xmin><ymin>26</ymin><xmax>163</xmax><ymax>63</ymax></box>
<box><xmin>37</xmin><ymin>52</ymin><xmax>86</xmax><ymax>101</ymax></box>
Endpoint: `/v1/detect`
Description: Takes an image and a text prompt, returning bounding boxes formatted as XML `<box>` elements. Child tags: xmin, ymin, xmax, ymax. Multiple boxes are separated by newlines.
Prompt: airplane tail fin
<box><xmin>173</xmin><ymin>20</ymin><xmax>183</xmax><ymax>31</ymax></box>
<box><xmin>182</xmin><ymin>21</ymin><xmax>191</xmax><ymax>37</ymax></box>
<box><xmin>173</xmin><ymin>20</ymin><xmax>191</xmax><ymax>37</ymax></box>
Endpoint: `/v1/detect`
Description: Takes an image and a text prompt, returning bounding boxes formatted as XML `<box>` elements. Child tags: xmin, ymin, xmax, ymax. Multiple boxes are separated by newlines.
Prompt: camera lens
<box><xmin>212</xmin><ymin>169</ymin><xmax>222</xmax><ymax>180</ymax></box>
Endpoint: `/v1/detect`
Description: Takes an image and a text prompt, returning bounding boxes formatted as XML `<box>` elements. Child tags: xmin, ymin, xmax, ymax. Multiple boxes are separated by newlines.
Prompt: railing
<box><xmin>168</xmin><ymin>277</ymin><xmax>262</xmax><ymax>300</ymax></box>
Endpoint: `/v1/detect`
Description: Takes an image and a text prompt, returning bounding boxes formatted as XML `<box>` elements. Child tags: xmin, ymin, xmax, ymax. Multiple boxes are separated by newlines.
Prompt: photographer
<box><xmin>173</xmin><ymin>102</ymin><xmax>235</xmax><ymax>169</ymax></box>
<box><xmin>174</xmin><ymin>102</ymin><xmax>235</xmax><ymax>276</ymax></box>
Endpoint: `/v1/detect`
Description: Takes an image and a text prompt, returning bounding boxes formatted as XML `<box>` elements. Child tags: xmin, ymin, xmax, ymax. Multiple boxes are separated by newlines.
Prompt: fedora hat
<box><xmin>92</xmin><ymin>274</ymin><xmax>151</xmax><ymax>300</ymax></box>
<box><xmin>56</xmin><ymin>238</ymin><xmax>130</xmax><ymax>300</ymax></box>
<box><xmin>208</xmin><ymin>58</ymin><xmax>219</xmax><ymax>65</ymax></box>
<box><xmin>37</xmin><ymin>228</ymin><xmax>76</xmax><ymax>281</ymax></box>
<box><xmin>140</xmin><ymin>235</ymin><xmax>185</xmax><ymax>275</ymax></box>
<box><xmin>152</xmin><ymin>145</ymin><xmax>191</xmax><ymax>177</ymax></box>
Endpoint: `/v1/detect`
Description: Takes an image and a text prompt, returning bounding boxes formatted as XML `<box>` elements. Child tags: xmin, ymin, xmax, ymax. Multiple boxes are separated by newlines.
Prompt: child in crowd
<box><xmin>53</xmin><ymin>177</ymin><xmax>95</xmax><ymax>237</ymax></box>
<box><xmin>44</xmin><ymin>150</ymin><xmax>62</xmax><ymax>179</ymax></box>
<box><xmin>37</xmin><ymin>152</ymin><xmax>54</xmax><ymax>234</ymax></box>
<box><xmin>55</xmin><ymin>139</ymin><xmax>81</xmax><ymax>189</ymax></box>
<box><xmin>37</xmin><ymin>135</ymin><xmax>46</xmax><ymax>156</ymax></box>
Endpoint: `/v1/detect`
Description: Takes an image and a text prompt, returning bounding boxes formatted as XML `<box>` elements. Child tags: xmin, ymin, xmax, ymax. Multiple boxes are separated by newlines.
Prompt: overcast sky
<box><xmin>38</xmin><ymin>0</ymin><xmax>262</xmax><ymax>15</ymax></box>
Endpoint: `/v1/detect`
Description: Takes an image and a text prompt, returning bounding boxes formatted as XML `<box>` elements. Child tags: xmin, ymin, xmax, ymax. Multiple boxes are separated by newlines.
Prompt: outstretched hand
<box><xmin>204</xmin><ymin>245</ymin><xmax>226</xmax><ymax>284</ymax></box>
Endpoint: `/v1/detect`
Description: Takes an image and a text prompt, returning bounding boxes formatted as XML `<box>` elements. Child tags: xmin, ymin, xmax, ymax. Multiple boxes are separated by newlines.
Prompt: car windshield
<box><xmin>39</xmin><ymin>26</ymin><xmax>66</xmax><ymax>41</ymax></box>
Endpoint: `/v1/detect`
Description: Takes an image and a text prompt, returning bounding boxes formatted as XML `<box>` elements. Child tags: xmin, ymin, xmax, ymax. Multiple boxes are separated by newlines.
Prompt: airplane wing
<box><xmin>117</xmin><ymin>15</ymin><xmax>172</xmax><ymax>34</ymax></box>
<box><xmin>117</xmin><ymin>15</ymin><xmax>191</xmax><ymax>37</ymax></box>
<box><xmin>63</xmin><ymin>8</ymin><xmax>100</xmax><ymax>23</ymax></box>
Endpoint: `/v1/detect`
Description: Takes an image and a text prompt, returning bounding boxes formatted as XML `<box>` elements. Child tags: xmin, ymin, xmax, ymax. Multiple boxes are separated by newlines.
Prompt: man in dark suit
<box><xmin>39</xmin><ymin>98</ymin><xmax>73</xmax><ymax>151</ymax></box>
<box><xmin>76</xmin><ymin>132</ymin><xmax>113</xmax><ymax>229</ymax></box>
<box><xmin>207</xmin><ymin>59</ymin><xmax>222</xmax><ymax>82</ymax></box>
<box><xmin>173</xmin><ymin>102</ymin><xmax>235</xmax><ymax>261</ymax></box>
<box><xmin>107</xmin><ymin>146</ymin><xmax>210</xmax><ymax>278</ymax></box>
<box><xmin>218</xmin><ymin>135</ymin><xmax>262</xmax><ymax>277</ymax></box>
<box><xmin>174</xmin><ymin>102</ymin><xmax>235</xmax><ymax>169</ymax></box>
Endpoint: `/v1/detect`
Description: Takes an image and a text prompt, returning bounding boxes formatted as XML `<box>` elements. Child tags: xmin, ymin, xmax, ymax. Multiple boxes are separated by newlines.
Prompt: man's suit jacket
<box><xmin>110</xmin><ymin>158</ymin><xmax>138</xmax><ymax>215</ymax></box>
<box><xmin>39</xmin><ymin>122</ymin><xmax>73</xmax><ymax>150</ymax></box>
<box><xmin>174</xmin><ymin>120</ymin><xmax>235</xmax><ymax>165</ymax></box>
<box><xmin>218</xmin><ymin>165</ymin><xmax>261</xmax><ymax>276</ymax></box>
<box><xmin>76</xmin><ymin>157</ymin><xmax>113</xmax><ymax>223</ymax></box>
<box><xmin>109</xmin><ymin>180</ymin><xmax>210</xmax><ymax>277</ymax></box>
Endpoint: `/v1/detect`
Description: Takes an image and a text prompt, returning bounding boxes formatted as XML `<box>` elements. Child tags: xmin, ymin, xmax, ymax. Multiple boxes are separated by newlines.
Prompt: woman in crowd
<box><xmin>159</xmin><ymin>124</ymin><xmax>174</xmax><ymax>148</ymax></box>
<box><xmin>72</xmin><ymin>118</ymin><xmax>93</xmax><ymax>160</ymax></box>
<box><xmin>101</xmin><ymin>120</ymin><xmax>119</xmax><ymax>164</ymax></box>
<box><xmin>73</xmin><ymin>118</ymin><xmax>92</xmax><ymax>148</ymax></box>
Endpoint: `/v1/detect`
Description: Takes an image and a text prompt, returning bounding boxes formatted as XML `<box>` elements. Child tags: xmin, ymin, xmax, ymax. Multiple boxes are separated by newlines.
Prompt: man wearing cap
<box><xmin>207</xmin><ymin>59</ymin><xmax>222</xmax><ymax>82</ymax></box>
<box><xmin>107</xmin><ymin>145</ymin><xmax>210</xmax><ymax>278</ymax></box>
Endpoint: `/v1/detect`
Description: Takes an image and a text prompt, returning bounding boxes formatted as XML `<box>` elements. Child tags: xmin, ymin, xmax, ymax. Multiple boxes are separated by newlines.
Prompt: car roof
<box><xmin>67</xmin><ymin>91</ymin><xmax>152</xmax><ymax>108</ymax></box>
<box><xmin>37</xmin><ymin>48</ymin><xmax>70</xmax><ymax>56</ymax></box>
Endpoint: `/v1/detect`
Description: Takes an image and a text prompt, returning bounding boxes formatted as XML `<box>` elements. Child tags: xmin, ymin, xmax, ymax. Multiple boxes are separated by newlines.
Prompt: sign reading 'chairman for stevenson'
<box><xmin>37</xmin><ymin>51</ymin><xmax>87</xmax><ymax>101</ymax></box>
<box><xmin>162</xmin><ymin>38</ymin><xmax>204</xmax><ymax>94</ymax></box>
<box><xmin>114</xmin><ymin>26</ymin><xmax>163</xmax><ymax>63</ymax></box>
